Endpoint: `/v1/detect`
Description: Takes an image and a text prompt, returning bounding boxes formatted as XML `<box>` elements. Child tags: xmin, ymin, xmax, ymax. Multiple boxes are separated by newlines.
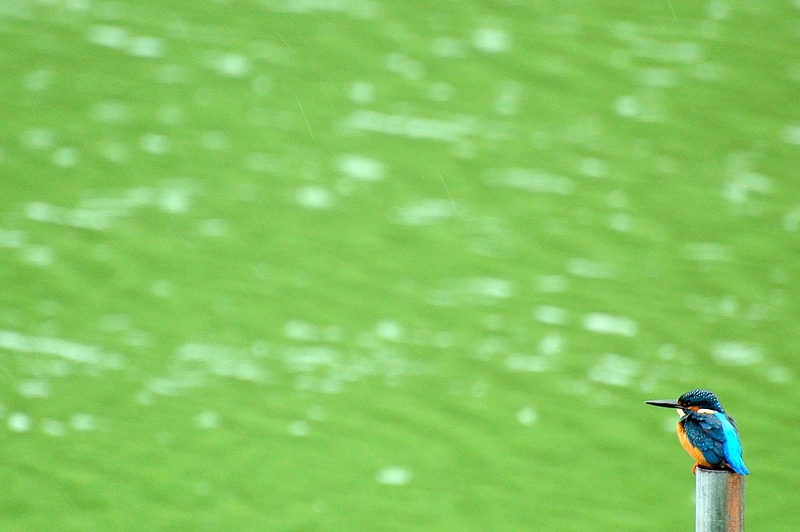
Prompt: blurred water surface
<box><xmin>1</xmin><ymin>0</ymin><xmax>799</xmax><ymax>530</ymax></box>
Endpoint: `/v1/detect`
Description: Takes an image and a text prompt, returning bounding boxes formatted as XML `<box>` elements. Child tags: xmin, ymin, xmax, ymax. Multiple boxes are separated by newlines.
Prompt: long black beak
<box><xmin>645</xmin><ymin>399</ymin><xmax>681</xmax><ymax>409</ymax></box>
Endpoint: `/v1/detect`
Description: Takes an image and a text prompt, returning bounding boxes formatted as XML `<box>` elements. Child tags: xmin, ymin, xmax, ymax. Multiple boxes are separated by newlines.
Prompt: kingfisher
<box><xmin>645</xmin><ymin>389</ymin><xmax>749</xmax><ymax>475</ymax></box>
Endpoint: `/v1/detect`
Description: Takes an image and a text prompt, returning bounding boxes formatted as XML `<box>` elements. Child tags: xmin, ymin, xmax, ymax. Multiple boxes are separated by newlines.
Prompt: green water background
<box><xmin>1</xmin><ymin>0</ymin><xmax>799</xmax><ymax>530</ymax></box>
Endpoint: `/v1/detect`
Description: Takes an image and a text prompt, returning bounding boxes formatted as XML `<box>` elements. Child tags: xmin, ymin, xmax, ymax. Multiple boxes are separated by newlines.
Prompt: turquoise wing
<box><xmin>715</xmin><ymin>412</ymin><xmax>749</xmax><ymax>475</ymax></box>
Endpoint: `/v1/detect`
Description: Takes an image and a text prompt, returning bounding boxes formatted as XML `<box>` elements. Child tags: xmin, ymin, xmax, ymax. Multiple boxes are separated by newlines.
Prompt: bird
<box><xmin>645</xmin><ymin>389</ymin><xmax>749</xmax><ymax>475</ymax></box>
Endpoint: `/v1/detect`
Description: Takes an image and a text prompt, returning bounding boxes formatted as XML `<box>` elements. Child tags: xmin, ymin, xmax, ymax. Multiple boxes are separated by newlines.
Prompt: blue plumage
<box><xmin>716</xmin><ymin>412</ymin><xmax>749</xmax><ymax>475</ymax></box>
<box><xmin>646</xmin><ymin>389</ymin><xmax>749</xmax><ymax>475</ymax></box>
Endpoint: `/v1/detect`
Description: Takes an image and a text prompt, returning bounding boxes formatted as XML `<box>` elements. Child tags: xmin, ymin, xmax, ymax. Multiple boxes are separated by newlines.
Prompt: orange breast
<box><xmin>677</xmin><ymin>422</ymin><xmax>712</xmax><ymax>467</ymax></box>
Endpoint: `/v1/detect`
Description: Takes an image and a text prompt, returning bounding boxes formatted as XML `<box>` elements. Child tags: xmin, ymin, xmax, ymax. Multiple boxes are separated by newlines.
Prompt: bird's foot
<box><xmin>692</xmin><ymin>463</ymin><xmax>699</xmax><ymax>474</ymax></box>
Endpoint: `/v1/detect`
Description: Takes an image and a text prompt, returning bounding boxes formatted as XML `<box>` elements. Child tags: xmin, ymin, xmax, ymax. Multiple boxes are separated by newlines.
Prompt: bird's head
<box><xmin>677</xmin><ymin>389</ymin><xmax>724</xmax><ymax>413</ymax></box>
<box><xmin>645</xmin><ymin>389</ymin><xmax>725</xmax><ymax>415</ymax></box>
